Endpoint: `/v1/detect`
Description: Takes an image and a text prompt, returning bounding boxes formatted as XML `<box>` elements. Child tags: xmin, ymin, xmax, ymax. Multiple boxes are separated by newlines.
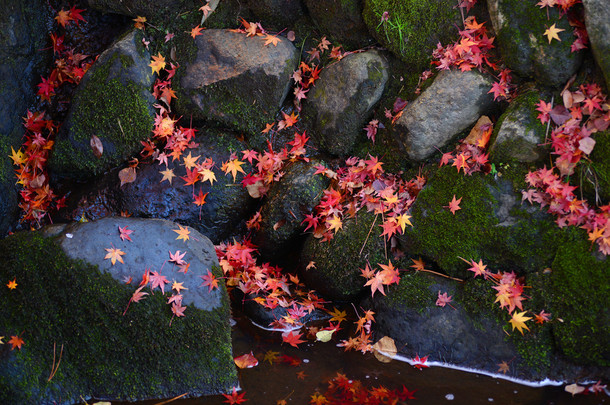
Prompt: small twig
<box><xmin>543</xmin><ymin>95</ymin><xmax>554</xmax><ymax>145</ymax></box>
<box><xmin>48</xmin><ymin>342</ymin><xmax>64</xmax><ymax>382</ymax></box>
<box><xmin>154</xmin><ymin>392</ymin><xmax>189</xmax><ymax>405</ymax></box>
<box><xmin>359</xmin><ymin>214</ymin><xmax>378</xmax><ymax>256</ymax></box>
<box><xmin>414</xmin><ymin>268</ymin><xmax>464</xmax><ymax>282</ymax></box>
<box><xmin>117</xmin><ymin>118</ymin><xmax>125</xmax><ymax>137</ymax></box>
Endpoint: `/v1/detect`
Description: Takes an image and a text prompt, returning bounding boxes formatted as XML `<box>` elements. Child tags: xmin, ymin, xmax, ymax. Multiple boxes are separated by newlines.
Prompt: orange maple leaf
<box><xmin>133</xmin><ymin>16</ymin><xmax>147</xmax><ymax>29</ymax></box>
<box><xmin>149</xmin><ymin>53</ymin><xmax>166</xmax><ymax>75</ymax></box>
<box><xmin>222</xmin><ymin>159</ymin><xmax>246</xmax><ymax>182</ymax></box>
<box><xmin>104</xmin><ymin>246</ymin><xmax>125</xmax><ymax>265</ymax></box>
<box><xmin>193</xmin><ymin>189</ymin><xmax>208</xmax><ymax>206</ymax></box>
<box><xmin>310</xmin><ymin>393</ymin><xmax>328</xmax><ymax>405</ymax></box>
<box><xmin>446</xmin><ymin>195</ymin><xmax>462</xmax><ymax>215</ymax></box>
<box><xmin>327</xmin><ymin>215</ymin><xmax>343</xmax><ymax>233</ymax></box>
<box><xmin>264</xmin><ymin>34</ymin><xmax>280</xmax><ymax>47</ymax></box>
<box><xmin>9</xmin><ymin>335</ymin><xmax>24</xmax><ymax>350</ymax></box>
<box><xmin>55</xmin><ymin>9</ymin><xmax>72</xmax><ymax>28</ymax></box>
<box><xmin>6</xmin><ymin>278</ymin><xmax>17</xmax><ymax>290</ymax></box>
<box><xmin>173</xmin><ymin>224</ymin><xmax>190</xmax><ymax>242</ymax></box>
<box><xmin>191</xmin><ymin>25</ymin><xmax>205</xmax><ymax>38</ymax></box>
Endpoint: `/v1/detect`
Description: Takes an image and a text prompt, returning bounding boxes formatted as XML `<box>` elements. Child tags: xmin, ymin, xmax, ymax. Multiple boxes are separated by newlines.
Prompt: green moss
<box><xmin>362</xmin><ymin>0</ymin><xmax>460</xmax><ymax>70</ymax></box>
<box><xmin>544</xmin><ymin>227</ymin><xmax>610</xmax><ymax>366</ymax></box>
<box><xmin>581</xmin><ymin>131</ymin><xmax>610</xmax><ymax>204</ymax></box>
<box><xmin>386</xmin><ymin>272</ymin><xmax>434</xmax><ymax>310</ymax></box>
<box><xmin>49</xmin><ymin>51</ymin><xmax>154</xmax><ymax>177</ymax></box>
<box><xmin>0</xmin><ymin>231</ymin><xmax>236</xmax><ymax>403</ymax></box>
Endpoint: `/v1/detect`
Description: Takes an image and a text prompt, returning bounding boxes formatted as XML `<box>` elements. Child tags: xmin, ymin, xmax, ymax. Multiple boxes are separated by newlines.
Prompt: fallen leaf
<box><xmin>234</xmin><ymin>351</ymin><xmax>259</xmax><ymax>368</ymax></box>
<box><xmin>509</xmin><ymin>311</ymin><xmax>531</xmax><ymax>335</ymax></box>
<box><xmin>544</xmin><ymin>23</ymin><xmax>565</xmax><ymax>44</ymax></box>
<box><xmin>497</xmin><ymin>361</ymin><xmax>510</xmax><ymax>374</ymax></box>
<box><xmin>119</xmin><ymin>166</ymin><xmax>136</xmax><ymax>187</ymax></box>
<box><xmin>446</xmin><ymin>195</ymin><xmax>462</xmax><ymax>215</ymax></box>
<box><xmin>373</xmin><ymin>336</ymin><xmax>397</xmax><ymax>363</ymax></box>
<box><xmin>104</xmin><ymin>247</ymin><xmax>125</xmax><ymax>265</ymax></box>
<box><xmin>173</xmin><ymin>225</ymin><xmax>190</xmax><ymax>241</ymax></box>
<box><xmin>565</xmin><ymin>383</ymin><xmax>585</xmax><ymax>396</ymax></box>
<box><xmin>90</xmin><ymin>135</ymin><xmax>103</xmax><ymax>158</ymax></box>
<box><xmin>7</xmin><ymin>278</ymin><xmax>17</xmax><ymax>290</ymax></box>
<box><xmin>9</xmin><ymin>335</ymin><xmax>24</xmax><ymax>350</ymax></box>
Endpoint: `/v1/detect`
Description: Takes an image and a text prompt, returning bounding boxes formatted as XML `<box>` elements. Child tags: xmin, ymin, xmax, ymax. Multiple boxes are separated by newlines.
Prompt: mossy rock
<box><xmin>583</xmin><ymin>0</ymin><xmax>610</xmax><ymax>90</ymax></box>
<box><xmin>48</xmin><ymin>30</ymin><xmax>155</xmax><ymax>180</ymax></box>
<box><xmin>487</xmin><ymin>0</ymin><xmax>582</xmax><ymax>87</ymax></box>
<box><xmin>400</xmin><ymin>165</ymin><xmax>569</xmax><ymax>278</ymax></box>
<box><xmin>0</xmin><ymin>230</ymin><xmax>237</xmax><ymax>404</ymax></box>
<box><xmin>86</xmin><ymin>0</ymin><xmax>196</xmax><ymax>22</ymax></box>
<box><xmin>299</xmin><ymin>210</ymin><xmax>388</xmax><ymax>300</ymax></box>
<box><xmin>175</xmin><ymin>29</ymin><xmax>298</xmax><ymax>137</ymax></box>
<box><xmin>544</xmin><ymin>227</ymin><xmax>610</xmax><ymax>366</ymax></box>
<box><xmin>490</xmin><ymin>87</ymin><xmax>549</xmax><ymax>163</ymax></box>
<box><xmin>362</xmin><ymin>0</ymin><xmax>461</xmax><ymax>70</ymax></box>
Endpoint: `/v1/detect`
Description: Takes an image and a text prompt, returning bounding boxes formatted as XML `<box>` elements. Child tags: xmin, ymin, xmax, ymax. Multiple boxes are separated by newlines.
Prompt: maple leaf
<box><xmin>410</xmin><ymin>257</ymin><xmax>426</xmax><ymax>271</ymax></box>
<box><xmin>327</xmin><ymin>215</ymin><xmax>343</xmax><ymax>233</ymax></box>
<box><xmin>200</xmin><ymin>3</ymin><xmax>213</xmax><ymax>17</ymax></box>
<box><xmin>328</xmin><ymin>307</ymin><xmax>347</xmax><ymax>323</ymax></box>
<box><xmin>149</xmin><ymin>271</ymin><xmax>169</xmax><ymax>293</ymax></box>
<box><xmin>412</xmin><ymin>354</ymin><xmax>429</xmax><ymax>369</ymax></box>
<box><xmin>436</xmin><ymin>291</ymin><xmax>453</xmax><ymax>307</ymax></box>
<box><xmin>9</xmin><ymin>147</ymin><xmax>26</xmax><ymax>165</ymax></box>
<box><xmin>159</xmin><ymin>168</ymin><xmax>175</xmax><ymax>184</ymax></box>
<box><xmin>169</xmin><ymin>250</ymin><xmax>187</xmax><ymax>265</ymax></box>
<box><xmin>193</xmin><ymin>189</ymin><xmax>208</xmax><ymax>206</ymax></box>
<box><xmin>264</xmin><ymin>34</ymin><xmax>280</xmax><ymax>46</ymax></box>
<box><xmin>222</xmin><ymin>158</ymin><xmax>246</xmax><ymax>182</ymax></box>
<box><xmin>498</xmin><ymin>361</ymin><xmax>510</xmax><ymax>374</ymax></box>
<box><xmin>222</xmin><ymin>387</ymin><xmax>247</xmax><ymax>404</ymax></box>
<box><xmin>544</xmin><ymin>24</ymin><xmax>565</xmax><ymax>44</ymax></box>
<box><xmin>6</xmin><ymin>278</ymin><xmax>17</xmax><ymax>290</ymax></box>
<box><xmin>534</xmin><ymin>309</ymin><xmax>551</xmax><ymax>324</ymax></box>
<box><xmin>55</xmin><ymin>9</ymin><xmax>72</xmax><ymax>27</ymax></box>
<box><xmin>200</xmin><ymin>270</ymin><xmax>219</xmax><ymax>292</ymax></box>
<box><xmin>9</xmin><ymin>335</ymin><xmax>24</xmax><ymax>350</ymax></box>
<box><xmin>131</xmin><ymin>286</ymin><xmax>148</xmax><ymax>302</ymax></box>
<box><xmin>172</xmin><ymin>281</ymin><xmax>187</xmax><ymax>293</ymax></box>
<box><xmin>509</xmin><ymin>311</ymin><xmax>532</xmax><ymax>334</ymax></box>
<box><xmin>263</xmin><ymin>350</ymin><xmax>279</xmax><ymax>364</ymax></box>
<box><xmin>173</xmin><ymin>225</ymin><xmax>190</xmax><ymax>241</ymax></box>
<box><xmin>68</xmin><ymin>6</ymin><xmax>86</xmax><ymax>25</ymax></box>
<box><xmin>149</xmin><ymin>53</ymin><xmax>166</xmax><ymax>75</ymax></box>
<box><xmin>310</xmin><ymin>393</ymin><xmax>328</xmax><ymax>405</ymax></box>
<box><xmin>104</xmin><ymin>246</ymin><xmax>125</xmax><ymax>265</ymax></box>
<box><xmin>133</xmin><ymin>16</ymin><xmax>147</xmax><ymax>29</ymax></box>
<box><xmin>171</xmin><ymin>302</ymin><xmax>186</xmax><ymax>317</ymax></box>
<box><xmin>282</xmin><ymin>330</ymin><xmax>305</xmax><ymax>347</ymax></box>
<box><xmin>118</xmin><ymin>225</ymin><xmax>133</xmax><ymax>242</ymax></box>
<box><xmin>191</xmin><ymin>25</ymin><xmax>204</xmax><ymax>38</ymax></box>
<box><xmin>446</xmin><ymin>195</ymin><xmax>462</xmax><ymax>215</ymax></box>
<box><xmin>365</xmin><ymin>272</ymin><xmax>387</xmax><ymax>297</ymax></box>
<box><xmin>37</xmin><ymin>76</ymin><xmax>56</xmax><ymax>102</ymax></box>
<box><xmin>198</xmin><ymin>168</ymin><xmax>217</xmax><ymax>185</ymax></box>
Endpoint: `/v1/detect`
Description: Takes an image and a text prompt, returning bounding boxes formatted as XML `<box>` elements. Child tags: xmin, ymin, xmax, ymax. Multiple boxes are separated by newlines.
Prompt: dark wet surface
<box><xmin>109</xmin><ymin>310</ymin><xmax>608</xmax><ymax>405</ymax></box>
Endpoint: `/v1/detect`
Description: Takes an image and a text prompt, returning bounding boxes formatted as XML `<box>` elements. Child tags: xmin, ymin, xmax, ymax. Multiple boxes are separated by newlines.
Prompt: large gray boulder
<box><xmin>486</xmin><ymin>0</ymin><xmax>582</xmax><ymax>87</ymax></box>
<box><xmin>394</xmin><ymin>69</ymin><xmax>495</xmax><ymax>161</ymax></box>
<box><xmin>176</xmin><ymin>29</ymin><xmax>298</xmax><ymax>137</ymax></box>
<box><xmin>303</xmin><ymin>50</ymin><xmax>389</xmax><ymax>156</ymax></box>
<box><xmin>0</xmin><ymin>217</ymin><xmax>237</xmax><ymax>404</ymax></box>
<box><xmin>49</xmin><ymin>30</ymin><xmax>156</xmax><ymax>180</ymax></box>
<box><xmin>0</xmin><ymin>0</ymin><xmax>52</xmax><ymax>235</ymax></box>
<box><xmin>583</xmin><ymin>0</ymin><xmax>610</xmax><ymax>89</ymax></box>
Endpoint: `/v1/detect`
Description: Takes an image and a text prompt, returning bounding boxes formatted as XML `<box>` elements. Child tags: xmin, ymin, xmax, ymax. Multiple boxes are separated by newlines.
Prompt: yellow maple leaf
<box><xmin>159</xmin><ymin>168</ymin><xmax>175</xmax><ymax>184</ymax></box>
<box><xmin>509</xmin><ymin>311</ymin><xmax>531</xmax><ymax>335</ymax></box>
<box><xmin>327</xmin><ymin>307</ymin><xmax>347</xmax><ymax>323</ymax></box>
<box><xmin>182</xmin><ymin>152</ymin><xmax>200</xmax><ymax>170</ymax></box>
<box><xmin>173</xmin><ymin>224</ymin><xmax>190</xmax><ymax>242</ymax></box>
<box><xmin>133</xmin><ymin>16</ymin><xmax>147</xmax><ymax>29</ymax></box>
<box><xmin>263</xmin><ymin>350</ymin><xmax>279</xmax><ymax>364</ymax></box>
<box><xmin>149</xmin><ymin>53</ymin><xmax>166</xmax><ymax>75</ymax></box>
<box><xmin>395</xmin><ymin>213</ymin><xmax>412</xmax><ymax>232</ymax></box>
<box><xmin>264</xmin><ymin>34</ymin><xmax>280</xmax><ymax>47</ymax></box>
<box><xmin>9</xmin><ymin>147</ymin><xmax>26</xmax><ymax>165</ymax></box>
<box><xmin>222</xmin><ymin>158</ymin><xmax>246</xmax><ymax>182</ymax></box>
<box><xmin>104</xmin><ymin>247</ymin><xmax>125</xmax><ymax>265</ymax></box>
<box><xmin>199</xmin><ymin>168</ymin><xmax>217</xmax><ymax>185</ymax></box>
<box><xmin>327</xmin><ymin>215</ymin><xmax>343</xmax><ymax>233</ymax></box>
<box><xmin>543</xmin><ymin>23</ymin><xmax>565</xmax><ymax>44</ymax></box>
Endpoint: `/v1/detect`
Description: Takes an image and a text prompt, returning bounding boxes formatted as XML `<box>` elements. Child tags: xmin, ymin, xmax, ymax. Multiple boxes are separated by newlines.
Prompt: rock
<box><xmin>115</xmin><ymin>130</ymin><xmax>255</xmax><ymax>243</ymax></box>
<box><xmin>583</xmin><ymin>0</ymin><xmax>610</xmax><ymax>89</ymax></box>
<box><xmin>398</xmin><ymin>165</ymin><xmax>569</xmax><ymax>279</ymax></box>
<box><xmin>373</xmin><ymin>273</ymin><xmax>526</xmax><ymax>376</ymax></box>
<box><xmin>490</xmin><ymin>87</ymin><xmax>549</xmax><ymax>163</ymax></box>
<box><xmin>0</xmin><ymin>0</ymin><xmax>52</xmax><ymax>235</ymax></box>
<box><xmin>394</xmin><ymin>69</ymin><xmax>495</xmax><ymax>161</ymax></box>
<box><xmin>86</xmin><ymin>0</ymin><xmax>190</xmax><ymax>21</ymax></box>
<box><xmin>243</xmin><ymin>0</ymin><xmax>305</xmax><ymax>29</ymax></box>
<box><xmin>304</xmin><ymin>0</ymin><xmax>374</xmax><ymax>49</ymax></box>
<box><xmin>48</xmin><ymin>30</ymin><xmax>156</xmax><ymax>180</ymax></box>
<box><xmin>64</xmin><ymin>129</ymin><xmax>255</xmax><ymax>244</ymax></box>
<box><xmin>176</xmin><ymin>29</ymin><xmax>298</xmax><ymax>137</ymax></box>
<box><xmin>486</xmin><ymin>0</ymin><xmax>582</xmax><ymax>87</ymax></box>
<box><xmin>362</xmin><ymin>0</ymin><xmax>460</xmax><ymax>69</ymax></box>
<box><xmin>581</xmin><ymin>130</ymin><xmax>610</xmax><ymax>203</ymax></box>
<box><xmin>304</xmin><ymin>50</ymin><xmax>389</xmax><ymax>156</ymax></box>
<box><xmin>0</xmin><ymin>219</ymin><xmax>237</xmax><ymax>404</ymax></box>
<box><xmin>299</xmin><ymin>210</ymin><xmax>387</xmax><ymax>300</ymax></box>
<box><xmin>254</xmin><ymin>159</ymin><xmax>330</xmax><ymax>259</ymax></box>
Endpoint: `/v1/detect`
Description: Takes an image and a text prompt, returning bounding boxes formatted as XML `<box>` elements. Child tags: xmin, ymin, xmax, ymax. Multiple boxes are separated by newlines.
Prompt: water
<box><xmin>110</xmin><ymin>310</ymin><xmax>608</xmax><ymax>405</ymax></box>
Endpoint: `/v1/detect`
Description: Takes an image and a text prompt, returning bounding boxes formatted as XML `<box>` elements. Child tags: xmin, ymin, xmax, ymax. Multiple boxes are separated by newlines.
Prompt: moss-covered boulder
<box><xmin>299</xmin><ymin>210</ymin><xmax>388</xmax><ymax>300</ymax></box>
<box><xmin>394</xmin><ymin>69</ymin><xmax>495</xmax><ymax>161</ymax></box>
<box><xmin>304</xmin><ymin>0</ymin><xmax>374</xmax><ymax>49</ymax></box>
<box><xmin>544</xmin><ymin>229</ymin><xmax>610</xmax><ymax>368</ymax></box>
<box><xmin>48</xmin><ymin>30</ymin><xmax>156</xmax><ymax>180</ymax></box>
<box><xmin>362</xmin><ymin>0</ymin><xmax>461</xmax><ymax>70</ymax></box>
<box><xmin>0</xmin><ymin>218</ymin><xmax>237</xmax><ymax>404</ymax></box>
<box><xmin>583</xmin><ymin>0</ymin><xmax>610</xmax><ymax>90</ymax></box>
<box><xmin>399</xmin><ymin>165</ymin><xmax>569</xmax><ymax>278</ymax></box>
<box><xmin>303</xmin><ymin>50</ymin><xmax>389</xmax><ymax>156</ymax></box>
<box><xmin>175</xmin><ymin>29</ymin><xmax>298</xmax><ymax>137</ymax></box>
<box><xmin>489</xmin><ymin>87</ymin><xmax>549</xmax><ymax>163</ymax></box>
<box><xmin>255</xmin><ymin>160</ymin><xmax>330</xmax><ymax>259</ymax></box>
<box><xmin>0</xmin><ymin>0</ymin><xmax>52</xmax><ymax>235</ymax></box>
<box><xmin>486</xmin><ymin>0</ymin><xmax>582</xmax><ymax>87</ymax></box>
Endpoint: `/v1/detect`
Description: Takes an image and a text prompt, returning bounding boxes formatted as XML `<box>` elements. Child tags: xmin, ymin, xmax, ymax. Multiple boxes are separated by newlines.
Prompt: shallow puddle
<box><xmin>111</xmin><ymin>310</ymin><xmax>607</xmax><ymax>405</ymax></box>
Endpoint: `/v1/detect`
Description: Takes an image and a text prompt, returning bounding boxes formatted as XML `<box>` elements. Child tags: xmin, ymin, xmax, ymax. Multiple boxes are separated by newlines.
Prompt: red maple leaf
<box><xmin>446</xmin><ymin>195</ymin><xmax>462</xmax><ymax>215</ymax></box>
<box><xmin>282</xmin><ymin>330</ymin><xmax>305</xmax><ymax>347</ymax></box>
<box><xmin>8</xmin><ymin>335</ymin><xmax>24</xmax><ymax>350</ymax></box>
<box><xmin>412</xmin><ymin>354</ymin><xmax>429</xmax><ymax>369</ymax></box>
<box><xmin>200</xmin><ymin>270</ymin><xmax>219</xmax><ymax>292</ymax></box>
<box><xmin>222</xmin><ymin>387</ymin><xmax>247</xmax><ymax>404</ymax></box>
<box><xmin>149</xmin><ymin>271</ymin><xmax>169</xmax><ymax>293</ymax></box>
<box><xmin>118</xmin><ymin>225</ymin><xmax>133</xmax><ymax>242</ymax></box>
